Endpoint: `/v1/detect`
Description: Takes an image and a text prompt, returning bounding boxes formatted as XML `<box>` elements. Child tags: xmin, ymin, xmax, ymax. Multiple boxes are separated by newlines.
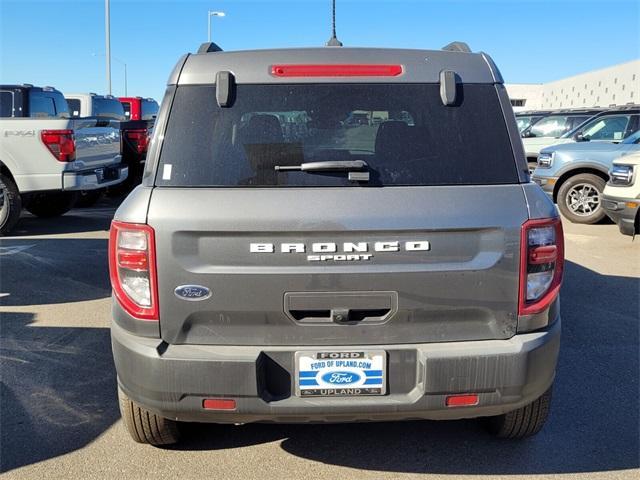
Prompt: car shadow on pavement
<box><xmin>0</xmin><ymin>312</ymin><xmax>119</xmax><ymax>473</ymax></box>
<box><xmin>7</xmin><ymin>196</ymin><xmax>122</xmax><ymax>238</ymax></box>
<box><xmin>175</xmin><ymin>260</ymin><xmax>640</xmax><ymax>475</ymax></box>
<box><xmin>0</xmin><ymin>238</ymin><xmax>111</xmax><ymax>306</ymax></box>
<box><xmin>0</xmin><ymin>261</ymin><xmax>637</xmax><ymax>476</ymax></box>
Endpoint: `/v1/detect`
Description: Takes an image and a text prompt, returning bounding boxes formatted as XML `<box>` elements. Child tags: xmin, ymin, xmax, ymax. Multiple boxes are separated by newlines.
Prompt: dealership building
<box><xmin>506</xmin><ymin>59</ymin><xmax>639</xmax><ymax>112</ymax></box>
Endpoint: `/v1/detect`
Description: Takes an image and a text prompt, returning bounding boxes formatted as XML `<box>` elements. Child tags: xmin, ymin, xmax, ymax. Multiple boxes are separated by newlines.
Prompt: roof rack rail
<box><xmin>442</xmin><ymin>41</ymin><xmax>472</xmax><ymax>53</ymax></box>
<box><xmin>197</xmin><ymin>42</ymin><xmax>223</xmax><ymax>54</ymax></box>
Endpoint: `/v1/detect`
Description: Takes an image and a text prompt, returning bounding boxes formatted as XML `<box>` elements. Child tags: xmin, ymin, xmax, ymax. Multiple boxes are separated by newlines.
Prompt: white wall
<box><xmin>505</xmin><ymin>83</ymin><xmax>542</xmax><ymax>112</ymax></box>
<box><xmin>505</xmin><ymin>60</ymin><xmax>639</xmax><ymax>111</ymax></box>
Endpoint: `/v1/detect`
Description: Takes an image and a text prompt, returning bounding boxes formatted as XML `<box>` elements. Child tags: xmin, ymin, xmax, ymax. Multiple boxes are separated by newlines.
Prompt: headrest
<box><xmin>242</xmin><ymin>114</ymin><xmax>284</xmax><ymax>144</ymax></box>
<box><xmin>375</xmin><ymin>121</ymin><xmax>411</xmax><ymax>157</ymax></box>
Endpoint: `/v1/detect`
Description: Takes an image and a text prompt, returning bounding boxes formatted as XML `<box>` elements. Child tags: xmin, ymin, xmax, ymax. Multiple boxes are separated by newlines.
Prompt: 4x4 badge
<box><xmin>174</xmin><ymin>285</ymin><xmax>212</xmax><ymax>301</ymax></box>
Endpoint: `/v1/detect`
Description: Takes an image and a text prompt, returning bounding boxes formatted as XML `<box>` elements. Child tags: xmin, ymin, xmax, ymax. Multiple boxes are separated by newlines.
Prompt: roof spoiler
<box><xmin>197</xmin><ymin>42</ymin><xmax>223</xmax><ymax>54</ymax></box>
<box><xmin>442</xmin><ymin>41</ymin><xmax>472</xmax><ymax>53</ymax></box>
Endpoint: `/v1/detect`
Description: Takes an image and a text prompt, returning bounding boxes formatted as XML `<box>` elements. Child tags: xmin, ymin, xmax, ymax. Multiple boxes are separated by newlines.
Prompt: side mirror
<box><xmin>574</xmin><ymin>131</ymin><xmax>585</xmax><ymax>142</ymax></box>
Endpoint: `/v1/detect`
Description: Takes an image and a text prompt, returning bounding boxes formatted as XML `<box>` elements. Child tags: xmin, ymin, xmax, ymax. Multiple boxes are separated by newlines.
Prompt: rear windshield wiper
<box><xmin>274</xmin><ymin>160</ymin><xmax>370</xmax><ymax>182</ymax></box>
<box><xmin>274</xmin><ymin>160</ymin><xmax>368</xmax><ymax>172</ymax></box>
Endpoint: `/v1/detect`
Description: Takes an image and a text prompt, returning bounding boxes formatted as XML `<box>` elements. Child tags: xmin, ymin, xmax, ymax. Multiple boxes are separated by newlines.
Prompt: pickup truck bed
<box><xmin>0</xmin><ymin>85</ymin><xmax>128</xmax><ymax>234</ymax></box>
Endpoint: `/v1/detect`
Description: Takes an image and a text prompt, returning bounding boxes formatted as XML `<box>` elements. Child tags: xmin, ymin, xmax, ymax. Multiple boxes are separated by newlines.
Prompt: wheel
<box><xmin>557</xmin><ymin>173</ymin><xmax>606</xmax><ymax>224</ymax></box>
<box><xmin>25</xmin><ymin>192</ymin><xmax>77</xmax><ymax>218</ymax></box>
<box><xmin>118</xmin><ymin>385</ymin><xmax>181</xmax><ymax>446</ymax></box>
<box><xmin>484</xmin><ymin>387</ymin><xmax>552</xmax><ymax>438</ymax></box>
<box><xmin>75</xmin><ymin>190</ymin><xmax>103</xmax><ymax>208</ymax></box>
<box><xmin>0</xmin><ymin>172</ymin><xmax>22</xmax><ymax>235</ymax></box>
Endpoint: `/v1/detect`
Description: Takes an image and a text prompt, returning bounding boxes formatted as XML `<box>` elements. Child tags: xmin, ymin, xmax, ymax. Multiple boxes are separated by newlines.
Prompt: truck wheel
<box><xmin>118</xmin><ymin>385</ymin><xmax>181</xmax><ymax>446</ymax></box>
<box><xmin>75</xmin><ymin>190</ymin><xmax>103</xmax><ymax>208</ymax></box>
<box><xmin>25</xmin><ymin>192</ymin><xmax>77</xmax><ymax>218</ymax></box>
<box><xmin>484</xmin><ymin>387</ymin><xmax>552</xmax><ymax>438</ymax></box>
<box><xmin>0</xmin><ymin>172</ymin><xmax>22</xmax><ymax>236</ymax></box>
<box><xmin>557</xmin><ymin>173</ymin><xmax>606</xmax><ymax>224</ymax></box>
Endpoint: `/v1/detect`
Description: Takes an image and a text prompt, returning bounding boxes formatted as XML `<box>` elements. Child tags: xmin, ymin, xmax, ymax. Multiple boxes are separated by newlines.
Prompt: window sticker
<box><xmin>162</xmin><ymin>164</ymin><xmax>172</xmax><ymax>180</ymax></box>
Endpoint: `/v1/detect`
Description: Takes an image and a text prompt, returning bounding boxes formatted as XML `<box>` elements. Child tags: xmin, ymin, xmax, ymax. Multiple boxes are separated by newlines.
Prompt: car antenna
<box><xmin>326</xmin><ymin>0</ymin><xmax>343</xmax><ymax>47</ymax></box>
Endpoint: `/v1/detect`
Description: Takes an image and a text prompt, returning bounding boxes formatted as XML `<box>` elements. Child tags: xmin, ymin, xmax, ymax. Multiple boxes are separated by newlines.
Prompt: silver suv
<box><xmin>109</xmin><ymin>42</ymin><xmax>564</xmax><ymax>445</ymax></box>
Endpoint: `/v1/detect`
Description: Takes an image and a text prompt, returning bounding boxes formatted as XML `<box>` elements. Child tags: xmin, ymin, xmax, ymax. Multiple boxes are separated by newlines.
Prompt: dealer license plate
<box><xmin>295</xmin><ymin>350</ymin><xmax>386</xmax><ymax>397</ymax></box>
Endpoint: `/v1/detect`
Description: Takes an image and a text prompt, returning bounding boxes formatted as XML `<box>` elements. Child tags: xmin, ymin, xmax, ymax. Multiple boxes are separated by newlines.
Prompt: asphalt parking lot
<box><xmin>1</xmin><ymin>198</ymin><xmax>638</xmax><ymax>480</ymax></box>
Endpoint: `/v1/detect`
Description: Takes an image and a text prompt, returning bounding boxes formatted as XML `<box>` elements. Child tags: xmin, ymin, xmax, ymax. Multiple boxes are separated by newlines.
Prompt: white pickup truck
<box><xmin>0</xmin><ymin>84</ymin><xmax>128</xmax><ymax>234</ymax></box>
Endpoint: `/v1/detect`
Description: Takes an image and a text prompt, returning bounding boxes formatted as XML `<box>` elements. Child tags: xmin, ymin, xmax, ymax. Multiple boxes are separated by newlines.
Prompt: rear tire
<box><xmin>0</xmin><ymin>172</ymin><xmax>22</xmax><ymax>236</ymax></box>
<box><xmin>484</xmin><ymin>387</ymin><xmax>552</xmax><ymax>438</ymax></box>
<box><xmin>118</xmin><ymin>385</ymin><xmax>181</xmax><ymax>446</ymax></box>
<box><xmin>25</xmin><ymin>192</ymin><xmax>77</xmax><ymax>218</ymax></box>
<box><xmin>557</xmin><ymin>173</ymin><xmax>606</xmax><ymax>224</ymax></box>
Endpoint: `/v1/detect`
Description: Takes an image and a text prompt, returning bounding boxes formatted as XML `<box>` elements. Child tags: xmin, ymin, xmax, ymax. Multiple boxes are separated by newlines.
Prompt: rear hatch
<box><xmin>148</xmin><ymin>82</ymin><xmax>528</xmax><ymax>346</ymax></box>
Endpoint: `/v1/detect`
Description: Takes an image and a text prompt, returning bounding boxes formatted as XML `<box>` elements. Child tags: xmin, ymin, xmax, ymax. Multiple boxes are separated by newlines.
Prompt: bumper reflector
<box><xmin>445</xmin><ymin>394</ymin><xmax>479</xmax><ymax>407</ymax></box>
<box><xmin>203</xmin><ymin>398</ymin><xmax>236</xmax><ymax>410</ymax></box>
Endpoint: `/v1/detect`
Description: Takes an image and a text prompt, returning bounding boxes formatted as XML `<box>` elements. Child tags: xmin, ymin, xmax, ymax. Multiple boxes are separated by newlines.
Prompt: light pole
<box><xmin>207</xmin><ymin>11</ymin><xmax>225</xmax><ymax>42</ymax></box>
<box><xmin>105</xmin><ymin>0</ymin><xmax>111</xmax><ymax>94</ymax></box>
<box><xmin>93</xmin><ymin>53</ymin><xmax>127</xmax><ymax>96</ymax></box>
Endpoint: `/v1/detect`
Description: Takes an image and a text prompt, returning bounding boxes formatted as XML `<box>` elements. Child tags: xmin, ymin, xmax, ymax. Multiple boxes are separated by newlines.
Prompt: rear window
<box><xmin>141</xmin><ymin>99</ymin><xmax>158</xmax><ymax>120</ymax></box>
<box><xmin>156</xmin><ymin>84</ymin><xmax>518</xmax><ymax>187</ymax></box>
<box><xmin>121</xmin><ymin>101</ymin><xmax>131</xmax><ymax>117</ymax></box>
<box><xmin>67</xmin><ymin>98</ymin><xmax>81</xmax><ymax>117</ymax></box>
<box><xmin>92</xmin><ymin>97</ymin><xmax>125</xmax><ymax>120</ymax></box>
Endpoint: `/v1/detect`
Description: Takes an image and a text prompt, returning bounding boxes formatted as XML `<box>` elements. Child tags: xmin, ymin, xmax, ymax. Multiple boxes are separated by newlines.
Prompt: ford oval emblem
<box><xmin>174</xmin><ymin>285</ymin><xmax>212</xmax><ymax>301</ymax></box>
<box><xmin>321</xmin><ymin>371</ymin><xmax>361</xmax><ymax>386</ymax></box>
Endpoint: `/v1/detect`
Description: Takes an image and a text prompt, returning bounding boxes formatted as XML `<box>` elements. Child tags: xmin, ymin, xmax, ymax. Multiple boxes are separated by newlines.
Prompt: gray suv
<box><xmin>109</xmin><ymin>42</ymin><xmax>564</xmax><ymax>445</ymax></box>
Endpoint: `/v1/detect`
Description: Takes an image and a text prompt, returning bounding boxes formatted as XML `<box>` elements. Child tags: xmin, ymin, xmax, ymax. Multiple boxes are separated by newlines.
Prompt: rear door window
<box><xmin>156</xmin><ymin>84</ymin><xmax>519</xmax><ymax>187</ymax></box>
<box><xmin>0</xmin><ymin>90</ymin><xmax>16</xmax><ymax>117</ymax></box>
<box><xmin>29</xmin><ymin>92</ymin><xmax>56</xmax><ymax>118</ymax></box>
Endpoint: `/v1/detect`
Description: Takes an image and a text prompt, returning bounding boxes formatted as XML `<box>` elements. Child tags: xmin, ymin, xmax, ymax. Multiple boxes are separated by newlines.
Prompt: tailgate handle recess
<box><xmin>285</xmin><ymin>291</ymin><xmax>397</xmax><ymax>325</ymax></box>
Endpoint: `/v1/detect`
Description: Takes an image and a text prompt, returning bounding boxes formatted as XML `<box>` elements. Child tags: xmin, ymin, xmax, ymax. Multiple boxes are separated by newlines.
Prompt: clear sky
<box><xmin>1</xmin><ymin>0</ymin><xmax>638</xmax><ymax>102</ymax></box>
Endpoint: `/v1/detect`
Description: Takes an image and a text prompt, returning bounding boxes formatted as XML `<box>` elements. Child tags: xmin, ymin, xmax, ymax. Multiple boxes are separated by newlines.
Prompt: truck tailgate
<box><xmin>72</xmin><ymin>118</ymin><xmax>121</xmax><ymax>168</ymax></box>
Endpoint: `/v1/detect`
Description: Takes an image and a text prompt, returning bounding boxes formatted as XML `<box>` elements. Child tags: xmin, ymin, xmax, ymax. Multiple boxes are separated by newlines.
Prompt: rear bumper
<box><xmin>112</xmin><ymin>317</ymin><xmax>560</xmax><ymax>424</ymax></box>
<box><xmin>602</xmin><ymin>195</ymin><xmax>639</xmax><ymax>236</ymax></box>
<box><xmin>62</xmin><ymin>162</ymin><xmax>128</xmax><ymax>191</ymax></box>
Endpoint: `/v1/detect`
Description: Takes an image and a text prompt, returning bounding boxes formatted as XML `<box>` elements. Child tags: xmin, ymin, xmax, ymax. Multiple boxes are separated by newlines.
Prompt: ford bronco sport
<box><xmin>110</xmin><ymin>42</ymin><xmax>564</xmax><ymax>445</ymax></box>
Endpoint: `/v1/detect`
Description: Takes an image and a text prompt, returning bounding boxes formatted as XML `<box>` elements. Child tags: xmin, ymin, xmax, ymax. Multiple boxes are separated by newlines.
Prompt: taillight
<box><xmin>519</xmin><ymin>218</ymin><xmax>564</xmax><ymax>316</ymax></box>
<box><xmin>41</xmin><ymin>129</ymin><xmax>76</xmax><ymax>162</ymax></box>
<box><xmin>109</xmin><ymin>221</ymin><xmax>159</xmax><ymax>320</ymax></box>
<box><xmin>270</xmin><ymin>64</ymin><xmax>403</xmax><ymax>77</ymax></box>
<box><xmin>125</xmin><ymin>128</ymin><xmax>149</xmax><ymax>154</ymax></box>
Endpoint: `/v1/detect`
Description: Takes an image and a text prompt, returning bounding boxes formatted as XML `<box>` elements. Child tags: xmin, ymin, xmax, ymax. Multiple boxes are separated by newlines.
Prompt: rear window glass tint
<box><xmin>0</xmin><ymin>90</ymin><xmax>15</xmax><ymax>117</ymax></box>
<box><xmin>156</xmin><ymin>84</ymin><xmax>518</xmax><ymax>187</ymax></box>
<box><xmin>122</xmin><ymin>101</ymin><xmax>131</xmax><ymax>117</ymax></box>
<box><xmin>92</xmin><ymin>97</ymin><xmax>125</xmax><ymax>120</ymax></box>
<box><xmin>67</xmin><ymin>98</ymin><xmax>81</xmax><ymax>117</ymax></box>
<box><xmin>29</xmin><ymin>92</ymin><xmax>56</xmax><ymax>118</ymax></box>
<box><xmin>141</xmin><ymin>100</ymin><xmax>158</xmax><ymax>120</ymax></box>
